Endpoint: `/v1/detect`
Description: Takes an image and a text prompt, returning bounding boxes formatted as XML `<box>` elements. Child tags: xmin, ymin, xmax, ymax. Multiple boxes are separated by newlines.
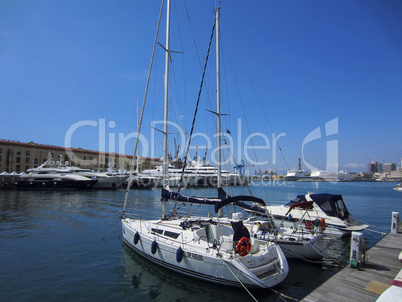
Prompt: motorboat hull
<box><xmin>267</xmin><ymin>204</ymin><xmax>368</xmax><ymax>237</ymax></box>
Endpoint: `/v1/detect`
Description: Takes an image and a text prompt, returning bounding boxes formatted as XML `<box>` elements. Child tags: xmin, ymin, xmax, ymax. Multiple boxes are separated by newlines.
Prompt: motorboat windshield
<box><xmin>286</xmin><ymin>193</ymin><xmax>350</xmax><ymax>220</ymax></box>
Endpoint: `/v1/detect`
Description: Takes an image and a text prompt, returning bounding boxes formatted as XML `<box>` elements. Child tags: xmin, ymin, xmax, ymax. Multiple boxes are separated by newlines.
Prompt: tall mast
<box><xmin>162</xmin><ymin>0</ymin><xmax>171</xmax><ymax>219</ymax></box>
<box><xmin>163</xmin><ymin>0</ymin><xmax>171</xmax><ymax>188</ymax></box>
<box><xmin>216</xmin><ymin>7</ymin><xmax>221</xmax><ymax>189</ymax></box>
<box><xmin>136</xmin><ymin>97</ymin><xmax>139</xmax><ymax>174</ymax></box>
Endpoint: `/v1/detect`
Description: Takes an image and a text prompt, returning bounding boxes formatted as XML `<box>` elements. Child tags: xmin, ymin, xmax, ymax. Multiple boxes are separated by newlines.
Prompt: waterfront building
<box><xmin>389</xmin><ymin>168</ymin><xmax>402</xmax><ymax>180</ymax></box>
<box><xmin>368</xmin><ymin>161</ymin><xmax>382</xmax><ymax>173</ymax></box>
<box><xmin>0</xmin><ymin>139</ymin><xmax>161</xmax><ymax>173</ymax></box>
<box><xmin>384</xmin><ymin>163</ymin><xmax>397</xmax><ymax>173</ymax></box>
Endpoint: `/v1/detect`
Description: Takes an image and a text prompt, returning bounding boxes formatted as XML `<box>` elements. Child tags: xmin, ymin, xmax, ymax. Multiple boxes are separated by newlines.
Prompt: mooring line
<box><xmin>101</xmin><ymin>221</ymin><xmax>122</xmax><ymax>241</ymax></box>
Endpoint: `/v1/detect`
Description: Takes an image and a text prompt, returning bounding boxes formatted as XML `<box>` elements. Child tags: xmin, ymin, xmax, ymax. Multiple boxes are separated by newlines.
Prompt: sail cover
<box><xmin>161</xmin><ymin>188</ymin><xmax>267</xmax><ymax>215</ymax></box>
<box><xmin>161</xmin><ymin>189</ymin><xmax>222</xmax><ymax>205</ymax></box>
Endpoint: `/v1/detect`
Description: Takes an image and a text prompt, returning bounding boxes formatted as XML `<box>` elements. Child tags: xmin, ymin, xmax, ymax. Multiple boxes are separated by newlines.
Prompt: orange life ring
<box><xmin>320</xmin><ymin>218</ymin><xmax>326</xmax><ymax>232</ymax></box>
<box><xmin>236</xmin><ymin>237</ymin><xmax>251</xmax><ymax>256</ymax></box>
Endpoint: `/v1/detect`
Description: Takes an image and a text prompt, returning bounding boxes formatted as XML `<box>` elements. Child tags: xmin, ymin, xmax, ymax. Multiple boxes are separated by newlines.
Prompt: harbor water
<box><xmin>1</xmin><ymin>181</ymin><xmax>401</xmax><ymax>301</ymax></box>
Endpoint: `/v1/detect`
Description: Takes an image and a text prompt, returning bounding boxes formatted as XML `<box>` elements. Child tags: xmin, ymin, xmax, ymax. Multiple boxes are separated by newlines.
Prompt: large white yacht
<box><xmin>16</xmin><ymin>162</ymin><xmax>95</xmax><ymax>189</ymax></box>
<box><xmin>65</xmin><ymin>166</ymin><xmax>128</xmax><ymax>189</ymax></box>
<box><xmin>130</xmin><ymin>158</ymin><xmax>251</xmax><ymax>189</ymax></box>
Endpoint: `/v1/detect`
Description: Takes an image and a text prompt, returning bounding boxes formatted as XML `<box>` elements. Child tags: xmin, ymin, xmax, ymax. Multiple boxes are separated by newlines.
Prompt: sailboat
<box><xmin>121</xmin><ymin>3</ymin><xmax>288</xmax><ymax>289</ymax></box>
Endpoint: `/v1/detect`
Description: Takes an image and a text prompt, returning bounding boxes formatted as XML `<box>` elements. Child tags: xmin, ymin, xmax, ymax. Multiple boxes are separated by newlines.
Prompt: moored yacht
<box><xmin>265</xmin><ymin>193</ymin><xmax>369</xmax><ymax>236</ymax></box>
<box><xmin>216</xmin><ymin>210</ymin><xmax>332</xmax><ymax>260</ymax></box>
<box><xmin>122</xmin><ymin>190</ymin><xmax>289</xmax><ymax>288</ymax></box>
<box><xmin>65</xmin><ymin>166</ymin><xmax>128</xmax><ymax>189</ymax></box>
<box><xmin>15</xmin><ymin>163</ymin><xmax>95</xmax><ymax>189</ymax></box>
<box><xmin>129</xmin><ymin>158</ymin><xmax>251</xmax><ymax>189</ymax></box>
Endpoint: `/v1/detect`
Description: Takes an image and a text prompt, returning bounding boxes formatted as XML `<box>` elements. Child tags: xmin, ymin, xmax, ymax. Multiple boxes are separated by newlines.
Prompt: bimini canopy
<box><xmin>287</xmin><ymin>193</ymin><xmax>350</xmax><ymax>220</ymax></box>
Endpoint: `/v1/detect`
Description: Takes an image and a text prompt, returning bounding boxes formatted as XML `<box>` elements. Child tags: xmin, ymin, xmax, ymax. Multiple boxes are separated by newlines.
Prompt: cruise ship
<box><xmin>285</xmin><ymin>158</ymin><xmax>310</xmax><ymax>181</ymax></box>
<box><xmin>285</xmin><ymin>170</ymin><xmax>310</xmax><ymax>181</ymax></box>
<box><xmin>310</xmin><ymin>170</ymin><xmax>338</xmax><ymax>182</ymax></box>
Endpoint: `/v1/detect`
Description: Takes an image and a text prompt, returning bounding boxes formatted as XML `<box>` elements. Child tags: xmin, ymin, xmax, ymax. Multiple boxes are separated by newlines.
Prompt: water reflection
<box><xmin>120</xmin><ymin>244</ymin><xmax>282</xmax><ymax>302</ymax></box>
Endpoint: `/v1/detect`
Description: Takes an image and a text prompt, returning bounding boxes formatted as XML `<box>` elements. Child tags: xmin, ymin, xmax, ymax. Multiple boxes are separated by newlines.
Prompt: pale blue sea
<box><xmin>1</xmin><ymin>181</ymin><xmax>401</xmax><ymax>301</ymax></box>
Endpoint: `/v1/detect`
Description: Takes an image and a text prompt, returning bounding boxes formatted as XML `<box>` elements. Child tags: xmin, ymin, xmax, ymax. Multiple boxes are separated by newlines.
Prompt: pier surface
<box><xmin>301</xmin><ymin>232</ymin><xmax>402</xmax><ymax>302</ymax></box>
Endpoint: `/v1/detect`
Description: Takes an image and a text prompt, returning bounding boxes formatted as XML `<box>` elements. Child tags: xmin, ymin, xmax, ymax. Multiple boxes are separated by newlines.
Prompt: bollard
<box><xmin>391</xmin><ymin>212</ymin><xmax>400</xmax><ymax>234</ymax></box>
<box><xmin>350</xmin><ymin>231</ymin><xmax>364</xmax><ymax>268</ymax></box>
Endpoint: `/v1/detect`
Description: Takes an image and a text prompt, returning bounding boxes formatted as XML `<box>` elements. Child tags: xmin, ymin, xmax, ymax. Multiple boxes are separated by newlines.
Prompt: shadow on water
<box><xmin>120</xmin><ymin>244</ymin><xmax>285</xmax><ymax>302</ymax></box>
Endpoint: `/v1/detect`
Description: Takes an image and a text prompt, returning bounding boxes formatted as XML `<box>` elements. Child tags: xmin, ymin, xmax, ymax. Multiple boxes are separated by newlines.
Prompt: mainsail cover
<box><xmin>161</xmin><ymin>188</ymin><xmax>222</xmax><ymax>205</ymax></box>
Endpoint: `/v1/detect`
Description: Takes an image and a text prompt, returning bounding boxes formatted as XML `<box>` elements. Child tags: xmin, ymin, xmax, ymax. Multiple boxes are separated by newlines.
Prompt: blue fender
<box><xmin>151</xmin><ymin>241</ymin><xmax>158</xmax><ymax>254</ymax></box>
<box><xmin>134</xmin><ymin>232</ymin><xmax>140</xmax><ymax>245</ymax></box>
<box><xmin>176</xmin><ymin>247</ymin><xmax>183</xmax><ymax>263</ymax></box>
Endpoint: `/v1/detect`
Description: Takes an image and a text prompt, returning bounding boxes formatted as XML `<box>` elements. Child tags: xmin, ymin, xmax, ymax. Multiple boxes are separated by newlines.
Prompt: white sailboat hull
<box><xmin>121</xmin><ymin>218</ymin><xmax>288</xmax><ymax>288</ymax></box>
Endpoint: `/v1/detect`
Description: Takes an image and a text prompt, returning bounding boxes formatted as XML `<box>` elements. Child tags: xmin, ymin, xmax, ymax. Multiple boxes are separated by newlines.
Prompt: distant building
<box><xmin>384</xmin><ymin>163</ymin><xmax>397</xmax><ymax>173</ymax></box>
<box><xmin>368</xmin><ymin>161</ymin><xmax>382</xmax><ymax>173</ymax></box>
<box><xmin>360</xmin><ymin>171</ymin><xmax>374</xmax><ymax>179</ymax></box>
<box><xmin>389</xmin><ymin>167</ymin><xmax>402</xmax><ymax>180</ymax></box>
<box><xmin>0</xmin><ymin>139</ymin><xmax>161</xmax><ymax>173</ymax></box>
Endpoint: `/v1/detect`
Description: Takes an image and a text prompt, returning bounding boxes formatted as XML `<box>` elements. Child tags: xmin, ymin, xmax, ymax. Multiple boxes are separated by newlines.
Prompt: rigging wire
<box><xmin>177</xmin><ymin>15</ymin><xmax>216</xmax><ymax>193</ymax></box>
<box><xmin>220</xmin><ymin>18</ymin><xmax>305</xmax><ymax>203</ymax></box>
<box><xmin>183</xmin><ymin>0</ymin><xmax>214</xmax><ymax>111</ymax></box>
<box><xmin>123</xmin><ymin>0</ymin><xmax>165</xmax><ymax>213</ymax></box>
<box><xmin>172</xmin><ymin>0</ymin><xmax>187</xmax><ymax>134</ymax></box>
<box><xmin>183</xmin><ymin>0</ymin><xmax>215</xmax><ymax>155</ymax></box>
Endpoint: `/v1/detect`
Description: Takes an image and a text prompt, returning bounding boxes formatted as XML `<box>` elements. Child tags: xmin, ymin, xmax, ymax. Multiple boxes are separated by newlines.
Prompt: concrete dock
<box><xmin>301</xmin><ymin>231</ymin><xmax>402</xmax><ymax>302</ymax></box>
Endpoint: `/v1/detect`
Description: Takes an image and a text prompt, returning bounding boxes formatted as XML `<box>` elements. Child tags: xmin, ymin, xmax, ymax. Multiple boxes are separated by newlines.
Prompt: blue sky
<box><xmin>1</xmin><ymin>0</ymin><xmax>401</xmax><ymax>173</ymax></box>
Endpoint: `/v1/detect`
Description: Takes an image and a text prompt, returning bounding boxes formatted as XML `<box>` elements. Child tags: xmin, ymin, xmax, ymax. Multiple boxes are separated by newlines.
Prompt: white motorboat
<box><xmin>121</xmin><ymin>4</ymin><xmax>288</xmax><ymax>289</ymax></box>
<box><xmin>244</xmin><ymin>216</ymin><xmax>331</xmax><ymax>259</ymax></box>
<box><xmin>65</xmin><ymin>166</ymin><xmax>128</xmax><ymax>189</ymax></box>
<box><xmin>265</xmin><ymin>193</ymin><xmax>369</xmax><ymax>236</ymax></box>
<box><xmin>16</xmin><ymin>162</ymin><xmax>95</xmax><ymax>189</ymax></box>
<box><xmin>17</xmin><ymin>154</ymin><xmax>127</xmax><ymax>189</ymax></box>
<box><xmin>216</xmin><ymin>206</ymin><xmax>332</xmax><ymax>260</ymax></box>
<box><xmin>394</xmin><ymin>184</ymin><xmax>402</xmax><ymax>191</ymax></box>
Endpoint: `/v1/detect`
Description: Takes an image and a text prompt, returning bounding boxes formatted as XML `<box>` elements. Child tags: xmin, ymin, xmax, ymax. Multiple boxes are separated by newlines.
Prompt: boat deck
<box><xmin>301</xmin><ymin>231</ymin><xmax>402</xmax><ymax>302</ymax></box>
